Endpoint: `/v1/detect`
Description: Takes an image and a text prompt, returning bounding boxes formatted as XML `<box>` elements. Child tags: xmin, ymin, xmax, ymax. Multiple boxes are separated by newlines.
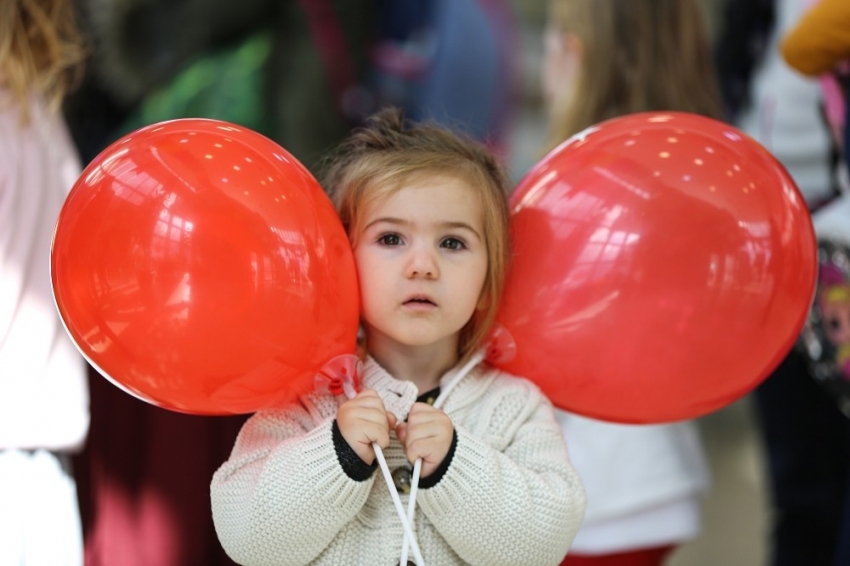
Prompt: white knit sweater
<box><xmin>211</xmin><ymin>357</ymin><xmax>586</xmax><ymax>565</ymax></box>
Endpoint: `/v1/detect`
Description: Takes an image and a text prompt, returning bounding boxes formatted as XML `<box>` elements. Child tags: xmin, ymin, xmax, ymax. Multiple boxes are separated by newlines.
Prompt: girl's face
<box><xmin>541</xmin><ymin>23</ymin><xmax>581</xmax><ymax>109</ymax></box>
<box><xmin>353</xmin><ymin>175</ymin><xmax>488</xmax><ymax>360</ymax></box>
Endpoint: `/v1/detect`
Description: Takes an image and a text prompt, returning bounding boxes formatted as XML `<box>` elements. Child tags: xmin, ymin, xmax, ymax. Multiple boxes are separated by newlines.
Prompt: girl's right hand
<box><xmin>337</xmin><ymin>389</ymin><xmax>397</xmax><ymax>465</ymax></box>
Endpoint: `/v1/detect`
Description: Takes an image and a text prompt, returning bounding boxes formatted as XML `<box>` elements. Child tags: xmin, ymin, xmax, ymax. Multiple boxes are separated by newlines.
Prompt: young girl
<box><xmin>540</xmin><ymin>1</ymin><xmax>722</xmax><ymax>565</ymax></box>
<box><xmin>210</xmin><ymin>108</ymin><xmax>587</xmax><ymax>565</ymax></box>
<box><xmin>0</xmin><ymin>0</ymin><xmax>90</xmax><ymax>563</ymax></box>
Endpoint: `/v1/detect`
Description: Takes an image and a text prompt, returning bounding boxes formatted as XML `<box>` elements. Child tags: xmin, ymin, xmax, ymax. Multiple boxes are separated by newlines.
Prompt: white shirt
<box><xmin>557</xmin><ymin>412</ymin><xmax>708</xmax><ymax>553</ymax></box>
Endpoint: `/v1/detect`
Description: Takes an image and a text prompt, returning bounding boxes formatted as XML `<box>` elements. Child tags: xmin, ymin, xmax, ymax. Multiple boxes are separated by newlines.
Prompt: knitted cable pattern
<box><xmin>211</xmin><ymin>357</ymin><xmax>586</xmax><ymax>565</ymax></box>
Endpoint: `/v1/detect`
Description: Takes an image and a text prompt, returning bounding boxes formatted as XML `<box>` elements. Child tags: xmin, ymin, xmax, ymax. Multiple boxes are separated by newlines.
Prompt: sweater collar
<box><xmin>357</xmin><ymin>356</ymin><xmax>485</xmax><ymax>421</ymax></box>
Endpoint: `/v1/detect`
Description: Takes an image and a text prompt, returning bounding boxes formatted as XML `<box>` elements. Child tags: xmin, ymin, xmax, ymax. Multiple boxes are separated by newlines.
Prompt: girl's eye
<box><xmin>378</xmin><ymin>233</ymin><xmax>402</xmax><ymax>246</ymax></box>
<box><xmin>441</xmin><ymin>237</ymin><xmax>466</xmax><ymax>250</ymax></box>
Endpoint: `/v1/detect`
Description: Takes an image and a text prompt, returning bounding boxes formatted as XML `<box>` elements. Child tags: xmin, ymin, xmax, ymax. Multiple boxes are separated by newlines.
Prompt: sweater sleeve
<box><xmin>417</xmin><ymin>377</ymin><xmax>587</xmax><ymax>566</ymax></box>
<box><xmin>781</xmin><ymin>0</ymin><xmax>850</xmax><ymax>76</ymax></box>
<box><xmin>210</xmin><ymin>397</ymin><xmax>376</xmax><ymax>565</ymax></box>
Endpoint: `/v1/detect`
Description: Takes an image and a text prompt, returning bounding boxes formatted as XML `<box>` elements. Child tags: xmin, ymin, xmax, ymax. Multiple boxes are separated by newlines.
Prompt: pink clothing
<box><xmin>0</xmin><ymin>92</ymin><xmax>89</xmax><ymax>565</ymax></box>
<box><xmin>0</xmin><ymin>94</ymin><xmax>89</xmax><ymax>451</ymax></box>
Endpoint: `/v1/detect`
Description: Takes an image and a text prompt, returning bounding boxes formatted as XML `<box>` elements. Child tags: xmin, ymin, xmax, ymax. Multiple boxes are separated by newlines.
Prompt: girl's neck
<box><xmin>366</xmin><ymin>335</ymin><xmax>458</xmax><ymax>393</ymax></box>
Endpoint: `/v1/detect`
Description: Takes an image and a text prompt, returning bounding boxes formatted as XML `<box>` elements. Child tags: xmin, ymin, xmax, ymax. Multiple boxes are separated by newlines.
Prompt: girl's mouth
<box><xmin>403</xmin><ymin>296</ymin><xmax>437</xmax><ymax>308</ymax></box>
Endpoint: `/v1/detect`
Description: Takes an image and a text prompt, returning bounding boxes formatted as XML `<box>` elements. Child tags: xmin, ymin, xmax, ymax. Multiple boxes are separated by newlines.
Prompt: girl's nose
<box><xmin>405</xmin><ymin>247</ymin><xmax>438</xmax><ymax>279</ymax></box>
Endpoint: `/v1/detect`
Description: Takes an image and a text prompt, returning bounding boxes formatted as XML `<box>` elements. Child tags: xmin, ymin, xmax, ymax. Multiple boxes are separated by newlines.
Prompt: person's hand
<box><xmin>337</xmin><ymin>389</ymin><xmax>397</xmax><ymax>465</ymax></box>
<box><xmin>395</xmin><ymin>403</ymin><xmax>454</xmax><ymax>478</ymax></box>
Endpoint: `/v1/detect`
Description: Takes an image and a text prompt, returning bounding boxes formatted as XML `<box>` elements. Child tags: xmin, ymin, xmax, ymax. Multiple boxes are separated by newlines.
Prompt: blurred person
<box><xmin>540</xmin><ymin>1</ymin><xmax>722</xmax><ymax>564</ymax></box>
<box><xmin>0</xmin><ymin>0</ymin><xmax>90</xmax><ymax>564</ymax></box>
<box><xmin>781</xmin><ymin>0</ymin><xmax>850</xmax><ymax>78</ymax></box>
<box><xmin>716</xmin><ymin>0</ymin><xmax>850</xmax><ymax>564</ymax></box>
<box><xmin>781</xmin><ymin>0</ymin><xmax>850</xmax><ymax>167</ymax></box>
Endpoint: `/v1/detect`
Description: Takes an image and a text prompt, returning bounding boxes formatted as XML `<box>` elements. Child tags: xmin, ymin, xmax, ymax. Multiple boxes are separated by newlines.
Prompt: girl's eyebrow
<box><xmin>364</xmin><ymin>217</ymin><xmax>482</xmax><ymax>239</ymax></box>
<box><xmin>442</xmin><ymin>221</ymin><xmax>483</xmax><ymax>240</ymax></box>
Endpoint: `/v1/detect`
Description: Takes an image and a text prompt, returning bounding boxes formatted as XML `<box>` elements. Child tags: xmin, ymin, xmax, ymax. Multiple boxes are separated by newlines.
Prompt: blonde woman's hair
<box><xmin>547</xmin><ymin>0</ymin><xmax>723</xmax><ymax>148</ymax></box>
<box><xmin>0</xmin><ymin>0</ymin><xmax>85</xmax><ymax>122</ymax></box>
<box><xmin>322</xmin><ymin>107</ymin><xmax>511</xmax><ymax>364</ymax></box>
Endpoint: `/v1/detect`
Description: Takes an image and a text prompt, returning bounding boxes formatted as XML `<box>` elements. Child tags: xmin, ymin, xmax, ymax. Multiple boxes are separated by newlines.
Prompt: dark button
<box><xmin>392</xmin><ymin>466</ymin><xmax>411</xmax><ymax>494</ymax></box>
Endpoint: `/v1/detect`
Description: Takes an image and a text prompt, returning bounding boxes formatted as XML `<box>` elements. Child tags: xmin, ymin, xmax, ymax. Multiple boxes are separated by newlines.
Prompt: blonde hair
<box><xmin>0</xmin><ymin>0</ymin><xmax>85</xmax><ymax>122</ymax></box>
<box><xmin>547</xmin><ymin>0</ymin><xmax>722</xmax><ymax>148</ymax></box>
<box><xmin>322</xmin><ymin>107</ymin><xmax>511</xmax><ymax>364</ymax></box>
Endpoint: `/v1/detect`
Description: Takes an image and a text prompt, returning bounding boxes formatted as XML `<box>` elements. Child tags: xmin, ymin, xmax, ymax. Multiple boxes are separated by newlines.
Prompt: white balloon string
<box><xmin>399</xmin><ymin>459</ymin><xmax>422</xmax><ymax>565</ymax></box>
<box><xmin>434</xmin><ymin>349</ymin><xmax>486</xmax><ymax>408</ymax></box>
<box><xmin>342</xmin><ymin>380</ymin><xmax>427</xmax><ymax>566</ymax></box>
<box><xmin>399</xmin><ymin>349</ymin><xmax>486</xmax><ymax>565</ymax></box>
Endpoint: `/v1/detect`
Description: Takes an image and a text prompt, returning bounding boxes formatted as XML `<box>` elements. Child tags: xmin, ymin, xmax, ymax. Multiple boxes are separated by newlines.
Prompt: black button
<box><xmin>392</xmin><ymin>466</ymin><xmax>412</xmax><ymax>494</ymax></box>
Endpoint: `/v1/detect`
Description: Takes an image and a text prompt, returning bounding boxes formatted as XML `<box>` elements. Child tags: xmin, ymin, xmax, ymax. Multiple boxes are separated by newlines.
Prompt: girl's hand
<box><xmin>395</xmin><ymin>403</ymin><xmax>454</xmax><ymax>478</ymax></box>
<box><xmin>337</xmin><ymin>389</ymin><xmax>397</xmax><ymax>465</ymax></box>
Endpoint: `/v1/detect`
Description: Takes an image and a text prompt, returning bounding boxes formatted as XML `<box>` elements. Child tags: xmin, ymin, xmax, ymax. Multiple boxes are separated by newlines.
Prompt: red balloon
<box><xmin>492</xmin><ymin>112</ymin><xmax>817</xmax><ymax>423</ymax></box>
<box><xmin>51</xmin><ymin>119</ymin><xmax>359</xmax><ymax>415</ymax></box>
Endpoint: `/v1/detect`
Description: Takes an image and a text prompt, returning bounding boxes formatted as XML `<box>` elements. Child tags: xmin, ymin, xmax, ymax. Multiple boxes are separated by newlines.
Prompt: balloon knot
<box><xmin>485</xmin><ymin>323</ymin><xmax>517</xmax><ymax>364</ymax></box>
<box><xmin>315</xmin><ymin>354</ymin><xmax>360</xmax><ymax>396</ymax></box>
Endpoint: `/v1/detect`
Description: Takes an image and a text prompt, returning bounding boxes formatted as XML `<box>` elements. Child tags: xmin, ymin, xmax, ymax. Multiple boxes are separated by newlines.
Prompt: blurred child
<box><xmin>781</xmin><ymin>0</ymin><xmax>850</xmax><ymax>167</ymax></box>
<box><xmin>210</xmin><ymin>108</ymin><xmax>587</xmax><ymax>565</ymax></box>
<box><xmin>0</xmin><ymin>0</ymin><xmax>90</xmax><ymax>564</ymax></box>
<box><xmin>719</xmin><ymin>0</ymin><xmax>850</xmax><ymax>562</ymax></box>
<box><xmin>540</xmin><ymin>1</ymin><xmax>723</xmax><ymax>564</ymax></box>
<box><xmin>782</xmin><ymin>0</ymin><xmax>850</xmax><ymax>75</ymax></box>
<box><xmin>819</xmin><ymin>280</ymin><xmax>850</xmax><ymax>377</ymax></box>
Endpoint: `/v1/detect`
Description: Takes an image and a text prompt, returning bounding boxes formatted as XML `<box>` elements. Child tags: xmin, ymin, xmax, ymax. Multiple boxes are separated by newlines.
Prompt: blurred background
<box><xmin>47</xmin><ymin>0</ymin><xmax>840</xmax><ymax>564</ymax></box>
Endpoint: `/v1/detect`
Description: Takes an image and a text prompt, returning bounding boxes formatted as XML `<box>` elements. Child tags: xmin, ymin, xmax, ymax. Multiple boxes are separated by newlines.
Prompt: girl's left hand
<box><xmin>395</xmin><ymin>403</ymin><xmax>454</xmax><ymax>478</ymax></box>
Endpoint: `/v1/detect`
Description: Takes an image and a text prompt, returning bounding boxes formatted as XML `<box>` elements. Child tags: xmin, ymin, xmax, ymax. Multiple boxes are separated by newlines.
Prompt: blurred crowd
<box><xmin>2</xmin><ymin>0</ymin><xmax>849</xmax><ymax>564</ymax></box>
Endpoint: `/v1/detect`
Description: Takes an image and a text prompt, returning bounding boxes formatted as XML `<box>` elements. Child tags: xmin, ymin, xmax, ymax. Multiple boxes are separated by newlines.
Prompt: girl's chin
<box><xmin>366</xmin><ymin>329</ymin><xmax>461</xmax><ymax>354</ymax></box>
